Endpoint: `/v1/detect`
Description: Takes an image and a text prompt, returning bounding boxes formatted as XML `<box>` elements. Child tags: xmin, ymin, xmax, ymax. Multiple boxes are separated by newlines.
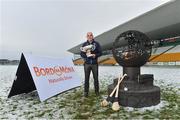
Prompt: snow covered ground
<box><xmin>0</xmin><ymin>65</ymin><xmax>180</xmax><ymax>119</ymax></box>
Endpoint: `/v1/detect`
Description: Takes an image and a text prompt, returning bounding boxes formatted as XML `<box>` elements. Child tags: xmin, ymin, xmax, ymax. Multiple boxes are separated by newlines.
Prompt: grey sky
<box><xmin>0</xmin><ymin>0</ymin><xmax>170</xmax><ymax>60</ymax></box>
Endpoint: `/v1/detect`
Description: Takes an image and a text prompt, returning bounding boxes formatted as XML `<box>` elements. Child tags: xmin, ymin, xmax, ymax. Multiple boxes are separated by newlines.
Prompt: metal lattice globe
<box><xmin>112</xmin><ymin>30</ymin><xmax>152</xmax><ymax>67</ymax></box>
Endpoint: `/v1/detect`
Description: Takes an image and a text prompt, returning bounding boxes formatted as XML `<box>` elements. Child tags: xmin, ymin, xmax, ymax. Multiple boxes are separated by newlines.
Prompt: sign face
<box><xmin>8</xmin><ymin>53</ymin><xmax>81</xmax><ymax>101</ymax></box>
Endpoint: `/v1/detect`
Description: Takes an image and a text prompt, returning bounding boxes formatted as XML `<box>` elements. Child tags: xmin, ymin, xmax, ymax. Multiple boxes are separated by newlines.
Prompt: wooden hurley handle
<box><xmin>109</xmin><ymin>74</ymin><xmax>127</xmax><ymax>97</ymax></box>
<box><xmin>115</xmin><ymin>78</ymin><xmax>121</xmax><ymax>98</ymax></box>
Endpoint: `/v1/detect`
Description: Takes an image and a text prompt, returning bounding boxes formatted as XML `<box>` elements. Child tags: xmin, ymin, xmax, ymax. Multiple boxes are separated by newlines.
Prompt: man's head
<box><xmin>86</xmin><ymin>32</ymin><xmax>94</xmax><ymax>43</ymax></box>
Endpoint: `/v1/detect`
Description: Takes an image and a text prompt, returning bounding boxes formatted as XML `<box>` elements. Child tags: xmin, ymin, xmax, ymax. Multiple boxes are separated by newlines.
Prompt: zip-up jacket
<box><xmin>80</xmin><ymin>40</ymin><xmax>102</xmax><ymax>64</ymax></box>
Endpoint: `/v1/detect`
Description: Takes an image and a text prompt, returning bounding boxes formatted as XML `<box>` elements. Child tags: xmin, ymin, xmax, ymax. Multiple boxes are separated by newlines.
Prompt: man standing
<box><xmin>80</xmin><ymin>32</ymin><xmax>102</xmax><ymax>97</ymax></box>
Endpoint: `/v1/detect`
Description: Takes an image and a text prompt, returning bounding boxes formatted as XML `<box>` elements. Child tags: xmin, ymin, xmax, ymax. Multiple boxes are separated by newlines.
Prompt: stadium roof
<box><xmin>68</xmin><ymin>0</ymin><xmax>180</xmax><ymax>54</ymax></box>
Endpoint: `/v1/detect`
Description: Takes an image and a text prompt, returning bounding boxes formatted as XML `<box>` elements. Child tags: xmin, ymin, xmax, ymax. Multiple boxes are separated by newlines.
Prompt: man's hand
<box><xmin>91</xmin><ymin>54</ymin><xmax>96</xmax><ymax>58</ymax></box>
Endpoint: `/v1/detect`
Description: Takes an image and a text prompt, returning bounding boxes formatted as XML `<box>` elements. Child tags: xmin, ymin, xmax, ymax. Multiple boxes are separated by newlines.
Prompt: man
<box><xmin>80</xmin><ymin>32</ymin><xmax>102</xmax><ymax>97</ymax></box>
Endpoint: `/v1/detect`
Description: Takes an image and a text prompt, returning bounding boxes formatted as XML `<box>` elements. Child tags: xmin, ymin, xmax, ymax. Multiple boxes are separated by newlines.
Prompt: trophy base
<box><xmin>108</xmin><ymin>74</ymin><xmax>160</xmax><ymax>108</ymax></box>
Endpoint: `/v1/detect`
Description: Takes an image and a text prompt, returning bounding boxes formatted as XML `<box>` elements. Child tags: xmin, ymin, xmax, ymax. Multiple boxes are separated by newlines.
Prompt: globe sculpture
<box><xmin>108</xmin><ymin>30</ymin><xmax>160</xmax><ymax>108</ymax></box>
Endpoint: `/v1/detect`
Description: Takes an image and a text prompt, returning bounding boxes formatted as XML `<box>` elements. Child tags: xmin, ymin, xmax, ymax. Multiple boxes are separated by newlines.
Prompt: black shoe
<box><xmin>84</xmin><ymin>92</ymin><xmax>88</xmax><ymax>97</ymax></box>
<box><xmin>95</xmin><ymin>92</ymin><xmax>99</xmax><ymax>96</ymax></box>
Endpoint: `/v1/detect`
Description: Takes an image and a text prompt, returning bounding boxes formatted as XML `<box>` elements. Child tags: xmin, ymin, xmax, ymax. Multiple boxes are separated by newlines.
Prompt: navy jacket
<box><xmin>80</xmin><ymin>40</ymin><xmax>102</xmax><ymax>64</ymax></box>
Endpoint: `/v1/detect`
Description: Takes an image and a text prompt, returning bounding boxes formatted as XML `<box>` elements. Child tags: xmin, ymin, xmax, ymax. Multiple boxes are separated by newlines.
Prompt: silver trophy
<box><xmin>80</xmin><ymin>44</ymin><xmax>96</xmax><ymax>57</ymax></box>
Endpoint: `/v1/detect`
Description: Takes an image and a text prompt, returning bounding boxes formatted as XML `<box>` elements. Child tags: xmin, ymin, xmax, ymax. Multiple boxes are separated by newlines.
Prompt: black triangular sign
<box><xmin>8</xmin><ymin>53</ymin><xmax>36</xmax><ymax>98</ymax></box>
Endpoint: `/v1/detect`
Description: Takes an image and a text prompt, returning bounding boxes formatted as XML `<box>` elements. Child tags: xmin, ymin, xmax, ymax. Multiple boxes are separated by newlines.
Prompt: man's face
<box><xmin>87</xmin><ymin>32</ymin><xmax>94</xmax><ymax>42</ymax></box>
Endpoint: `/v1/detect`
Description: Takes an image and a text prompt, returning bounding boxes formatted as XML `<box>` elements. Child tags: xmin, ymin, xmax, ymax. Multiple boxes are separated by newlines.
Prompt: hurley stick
<box><xmin>112</xmin><ymin>74</ymin><xmax>127</xmax><ymax>111</ymax></box>
<box><xmin>101</xmin><ymin>74</ymin><xmax>127</xmax><ymax>107</ymax></box>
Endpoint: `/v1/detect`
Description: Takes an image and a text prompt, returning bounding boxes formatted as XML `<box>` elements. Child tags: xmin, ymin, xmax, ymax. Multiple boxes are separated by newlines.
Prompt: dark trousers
<box><xmin>84</xmin><ymin>64</ymin><xmax>99</xmax><ymax>95</ymax></box>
